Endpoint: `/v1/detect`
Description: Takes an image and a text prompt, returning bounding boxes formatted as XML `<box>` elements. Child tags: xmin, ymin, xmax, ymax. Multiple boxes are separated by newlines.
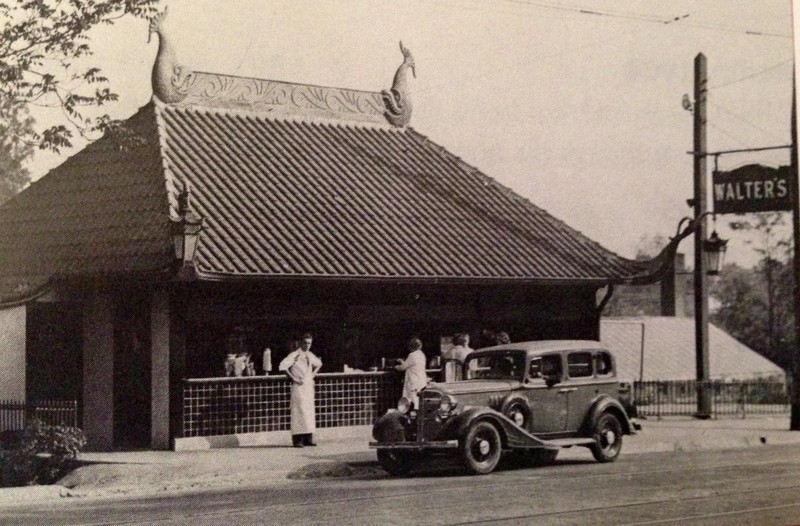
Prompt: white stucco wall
<box><xmin>0</xmin><ymin>305</ymin><xmax>26</xmax><ymax>400</ymax></box>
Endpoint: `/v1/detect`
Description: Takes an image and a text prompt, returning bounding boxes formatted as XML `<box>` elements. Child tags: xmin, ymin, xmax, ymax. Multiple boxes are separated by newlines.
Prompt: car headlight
<box><xmin>397</xmin><ymin>397</ymin><xmax>412</xmax><ymax>414</ymax></box>
<box><xmin>438</xmin><ymin>395</ymin><xmax>456</xmax><ymax>416</ymax></box>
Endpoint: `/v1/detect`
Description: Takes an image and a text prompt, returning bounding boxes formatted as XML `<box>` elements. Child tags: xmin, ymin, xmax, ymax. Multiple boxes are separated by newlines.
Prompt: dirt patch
<box><xmin>287</xmin><ymin>461</ymin><xmax>388</xmax><ymax>480</ymax></box>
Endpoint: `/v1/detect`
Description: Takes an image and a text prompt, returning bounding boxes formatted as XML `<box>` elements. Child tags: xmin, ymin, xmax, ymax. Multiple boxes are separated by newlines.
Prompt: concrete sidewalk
<box><xmin>2</xmin><ymin>415</ymin><xmax>800</xmax><ymax>505</ymax></box>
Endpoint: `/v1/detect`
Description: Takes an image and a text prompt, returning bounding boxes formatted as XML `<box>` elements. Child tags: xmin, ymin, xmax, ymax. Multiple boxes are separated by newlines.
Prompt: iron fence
<box><xmin>634</xmin><ymin>380</ymin><xmax>790</xmax><ymax>419</ymax></box>
<box><xmin>0</xmin><ymin>399</ymin><xmax>79</xmax><ymax>431</ymax></box>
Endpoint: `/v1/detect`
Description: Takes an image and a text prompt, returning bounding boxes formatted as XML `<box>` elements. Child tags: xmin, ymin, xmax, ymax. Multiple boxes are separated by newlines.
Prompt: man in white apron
<box><xmin>279</xmin><ymin>333</ymin><xmax>322</xmax><ymax>447</ymax></box>
<box><xmin>394</xmin><ymin>337</ymin><xmax>428</xmax><ymax>408</ymax></box>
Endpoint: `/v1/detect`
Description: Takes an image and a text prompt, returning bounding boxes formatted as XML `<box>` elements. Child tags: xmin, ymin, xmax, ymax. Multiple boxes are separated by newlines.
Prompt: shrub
<box><xmin>0</xmin><ymin>419</ymin><xmax>87</xmax><ymax>487</ymax></box>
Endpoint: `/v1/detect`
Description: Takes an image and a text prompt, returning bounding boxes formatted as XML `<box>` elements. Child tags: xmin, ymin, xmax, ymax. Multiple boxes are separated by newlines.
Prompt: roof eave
<box><xmin>192</xmin><ymin>270</ymin><xmax>617</xmax><ymax>287</ymax></box>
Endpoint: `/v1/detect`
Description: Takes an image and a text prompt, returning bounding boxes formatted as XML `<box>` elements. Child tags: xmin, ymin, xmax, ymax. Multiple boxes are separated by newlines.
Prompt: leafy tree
<box><xmin>724</xmin><ymin>212</ymin><xmax>793</xmax><ymax>367</ymax></box>
<box><xmin>0</xmin><ymin>0</ymin><xmax>160</xmax><ymax>153</ymax></box>
<box><xmin>0</xmin><ymin>98</ymin><xmax>34</xmax><ymax>204</ymax></box>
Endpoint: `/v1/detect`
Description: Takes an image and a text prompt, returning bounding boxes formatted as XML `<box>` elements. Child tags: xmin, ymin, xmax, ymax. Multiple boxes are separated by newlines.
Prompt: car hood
<box><xmin>426</xmin><ymin>380</ymin><xmax>520</xmax><ymax>395</ymax></box>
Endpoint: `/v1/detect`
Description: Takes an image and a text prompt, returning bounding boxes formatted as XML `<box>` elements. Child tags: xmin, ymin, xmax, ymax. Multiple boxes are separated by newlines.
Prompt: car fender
<box><xmin>582</xmin><ymin>395</ymin><xmax>635</xmax><ymax>436</ymax></box>
<box><xmin>499</xmin><ymin>394</ymin><xmax>533</xmax><ymax>424</ymax></box>
<box><xmin>440</xmin><ymin>406</ymin><xmax>553</xmax><ymax>449</ymax></box>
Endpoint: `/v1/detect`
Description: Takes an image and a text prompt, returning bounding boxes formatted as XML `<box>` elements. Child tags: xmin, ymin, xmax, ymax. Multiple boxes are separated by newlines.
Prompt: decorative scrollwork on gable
<box><xmin>174</xmin><ymin>72</ymin><xmax>387</xmax><ymax>124</ymax></box>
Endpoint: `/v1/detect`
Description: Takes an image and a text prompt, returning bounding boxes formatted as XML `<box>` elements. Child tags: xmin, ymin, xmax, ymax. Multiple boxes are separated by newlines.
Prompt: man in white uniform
<box><xmin>279</xmin><ymin>332</ymin><xmax>322</xmax><ymax>447</ymax></box>
<box><xmin>441</xmin><ymin>332</ymin><xmax>474</xmax><ymax>381</ymax></box>
<box><xmin>394</xmin><ymin>337</ymin><xmax>428</xmax><ymax>408</ymax></box>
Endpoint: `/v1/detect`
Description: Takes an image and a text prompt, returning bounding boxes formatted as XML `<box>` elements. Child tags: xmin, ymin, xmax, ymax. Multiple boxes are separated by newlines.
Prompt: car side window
<box><xmin>594</xmin><ymin>351</ymin><xmax>613</xmax><ymax>376</ymax></box>
<box><xmin>528</xmin><ymin>357</ymin><xmax>542</xmax><ymax>379</ymax></box>
<box><xmin>541</xmin><ymin>354</ymin><xmax>562</xmax><ymax>379</ymax></box>
<box><xmin>567</xmin><ymin>351</ymin><xmax>593</xmax><ymax>378</ymax></box>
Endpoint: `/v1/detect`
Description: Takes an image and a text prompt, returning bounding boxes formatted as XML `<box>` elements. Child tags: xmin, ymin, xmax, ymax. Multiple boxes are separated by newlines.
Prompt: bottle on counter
<box><xmin>263</xmin><ymin>347</ymin><xmax>272</xmax><ymax>375</ymax></box>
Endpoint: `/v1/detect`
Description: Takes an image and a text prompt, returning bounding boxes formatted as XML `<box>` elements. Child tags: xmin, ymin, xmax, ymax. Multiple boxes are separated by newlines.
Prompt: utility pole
<box><xmin>693</xmin><ymin>53</ymin><xmax>712</xmax><ymax>418</ymax></box>
<box><xmin>791</xmin><ymin>74</ymin><xmax>800</xmax><ymax>430</ymax></box>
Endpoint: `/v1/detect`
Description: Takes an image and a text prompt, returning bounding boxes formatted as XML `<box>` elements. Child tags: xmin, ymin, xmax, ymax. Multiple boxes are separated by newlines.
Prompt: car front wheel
<box><xmin>460</xmin><ymin>421</ymin><xmax>502</xmax><ymax>475</ymax></box>
<box><xmin>590</xmin><ymin>412</ymin><xmax>623</xmax><ymax>462</ymax></box>
<box><xmin>377</xmin><ymin>449</ymin><xmax>414</xmax><ymax>476</ymax></box>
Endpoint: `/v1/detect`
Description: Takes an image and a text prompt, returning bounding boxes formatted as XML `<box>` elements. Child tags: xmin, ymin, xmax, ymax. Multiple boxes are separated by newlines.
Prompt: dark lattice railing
<box><xmin>183</xmin><ymin>372</ymin><xmax>407</xmax><ymax>438</ymax></box>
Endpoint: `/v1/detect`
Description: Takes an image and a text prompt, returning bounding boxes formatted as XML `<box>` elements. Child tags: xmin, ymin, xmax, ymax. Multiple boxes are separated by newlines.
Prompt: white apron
<box><xmin>280</xmin><ymin>350</ymin><xmax>322</xmax><ymax>434</ymax></box>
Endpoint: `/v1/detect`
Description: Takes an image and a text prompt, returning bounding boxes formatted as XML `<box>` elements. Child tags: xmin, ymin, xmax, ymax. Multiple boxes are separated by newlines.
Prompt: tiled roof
<box><xmin>156</xmin><ymin>100</ymin><xmax>647</xmax><ymax>281</ymax></box>
<box><xmin>0</xmin><ymin>71</ymin><xmax>655</xmax><ymax>302</ymax></box>
<box><xmin>0</xmin><ymin>105</ymin><xmax>173</xmax><ymax>302</ymax></box>
<box><xmin>600</xmin><ymin>317</ymin><xmax>786</xmax><ymax>381</ymax></box>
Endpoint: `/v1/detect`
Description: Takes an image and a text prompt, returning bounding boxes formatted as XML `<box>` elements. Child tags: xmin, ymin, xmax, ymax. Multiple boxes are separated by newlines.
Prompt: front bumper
<box><xmin>369</xmin><ymin>440</ymin><xmax>458</xmax><ymax>450</ymax></box>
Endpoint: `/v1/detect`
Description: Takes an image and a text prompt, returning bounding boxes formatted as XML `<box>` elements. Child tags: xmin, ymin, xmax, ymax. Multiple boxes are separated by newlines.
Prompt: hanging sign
<box><xmin>712</xmin><ymin>164</ymin><xmax>793</xmax><ymax>214</ymax></box>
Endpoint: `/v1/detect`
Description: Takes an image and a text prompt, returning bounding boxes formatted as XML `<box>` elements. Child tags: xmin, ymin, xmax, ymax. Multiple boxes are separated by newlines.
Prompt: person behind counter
<box><xmin>394</xmin><ymin>337</ymin><xmax>427</xmax><ymax>408</ymax></box>
<box><xmin>441</xmin><ymin>332</ymin><xmax>474</xmax><ymax>382</ymax></box>
<box><xmin>279</xmin><ymin>333</ymin><xmax>322</xmax><ymax>448</ymax></box>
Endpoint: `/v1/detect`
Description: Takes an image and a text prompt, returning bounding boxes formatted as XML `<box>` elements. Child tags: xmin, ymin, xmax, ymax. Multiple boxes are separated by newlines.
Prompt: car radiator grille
<box><xmin>418</xmin><ymin>393</ymin><xmax>444</xmax><ymax>441</ymax></box>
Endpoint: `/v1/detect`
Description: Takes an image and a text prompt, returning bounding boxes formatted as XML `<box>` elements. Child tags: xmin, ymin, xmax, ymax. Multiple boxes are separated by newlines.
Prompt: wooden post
<box><xmin>790</xmin><ymin>72</ymin><xmax>800</xmax><ymax>430</ymax></box>
<box><xmin>693</xmin><ymin>53</ymin><xmax>712</xmax><ymax>418</ymax></box>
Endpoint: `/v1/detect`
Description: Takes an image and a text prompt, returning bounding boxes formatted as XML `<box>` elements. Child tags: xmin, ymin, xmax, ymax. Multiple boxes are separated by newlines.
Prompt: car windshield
<box><xmin>464</xmin><ymin>351</ymin><xmax>525</xmax><ymax>381</ymax></box>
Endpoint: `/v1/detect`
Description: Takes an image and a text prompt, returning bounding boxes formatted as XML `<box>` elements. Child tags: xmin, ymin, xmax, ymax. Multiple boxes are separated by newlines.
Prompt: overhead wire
<box><xmin>418</xmin><ymin>0</ymin><xmax>792</xmax><ymax>101</ymax></box>
<box><xmin>709</xmin><ymin>59</ymin><xmax>793</xmax><ymax>90</ymax></box>
<box><xmin>709</xmin><ymin>101</ymin><xmax>786</xmax><ymax>142</ymax></box>
<box><xmin>412</xmin><ymin>0</ymin><xmax>790</xmax><ymax>156</ymax></box>
<box><xmin>708</xmin><ymin>120</ymin><xmax>750</xmax><ymax>148</ymax></box>
<box><xmin>491</xmin><ymin>0</ymin><xmax>791</xmax><ymax>39</ymax></box>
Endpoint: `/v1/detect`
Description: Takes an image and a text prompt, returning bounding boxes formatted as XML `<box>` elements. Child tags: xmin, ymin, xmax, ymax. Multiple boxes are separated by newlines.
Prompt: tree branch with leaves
<box><xmin>0</xmin><ymin>0</ymin><xmax>161</xmax><ymax>153</ymax></box>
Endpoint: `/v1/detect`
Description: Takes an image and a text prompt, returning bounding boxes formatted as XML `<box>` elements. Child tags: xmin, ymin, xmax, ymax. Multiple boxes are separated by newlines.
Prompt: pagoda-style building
<box><xmin>0</xmin><ymin>12</ymin><xmax>684</xmax><ymax>450</ymax></box>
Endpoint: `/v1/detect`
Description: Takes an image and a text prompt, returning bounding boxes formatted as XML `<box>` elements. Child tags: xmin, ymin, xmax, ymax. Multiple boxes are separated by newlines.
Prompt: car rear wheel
<box><xmin>377</xmin><ymin>449</ymin><xmax>414</xmax><ymax>476</ymax></box>
<box><xmin>590</xmin><ymin>412</ymin><xmax>623</xmax><ymax>462</ymax></box>
<box><xmin>460</xmin><ymin>421</ymin><xmax>502</xmax><ymax>475</ymax></box>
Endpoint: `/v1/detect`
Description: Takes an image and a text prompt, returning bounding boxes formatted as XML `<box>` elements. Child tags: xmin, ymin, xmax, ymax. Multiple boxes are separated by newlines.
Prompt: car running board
<box><xmin>540</xmin><ymin>437</ymin><xmax>596</xmax><ymax>448</ymax></box>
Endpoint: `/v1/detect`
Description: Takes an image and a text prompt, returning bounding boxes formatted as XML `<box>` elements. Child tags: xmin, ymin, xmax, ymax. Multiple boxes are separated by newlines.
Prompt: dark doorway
<box><xmin>26</xmin><ymin>301</ymin><xmax>83</xmax><ymax>407</ymax></box>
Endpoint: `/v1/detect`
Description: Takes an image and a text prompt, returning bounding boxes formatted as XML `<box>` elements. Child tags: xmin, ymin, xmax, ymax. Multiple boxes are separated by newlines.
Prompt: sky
<box><xmin>25</xmin><ymin>0</ymin><xmax>796</xmax><ymax>268</ymax></box>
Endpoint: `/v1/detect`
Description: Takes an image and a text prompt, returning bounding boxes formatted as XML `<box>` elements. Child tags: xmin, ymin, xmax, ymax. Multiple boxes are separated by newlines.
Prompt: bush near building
<box><xmin>0</xmin><ymin>419</ymin><xmax>86</xmax><ymax>487</ymax></box>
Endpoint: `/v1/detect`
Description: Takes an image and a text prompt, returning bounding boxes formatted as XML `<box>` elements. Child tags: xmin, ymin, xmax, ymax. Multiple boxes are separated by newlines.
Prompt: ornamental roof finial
<box><xmin>382</xmin><ymin>41</ymin><xmax>415</xmax><ymax>127</ymax></box>
<box><xmin>148</xmin><ymin>6</ymin><xmax>194</xmax><ymax>103</ymax></box>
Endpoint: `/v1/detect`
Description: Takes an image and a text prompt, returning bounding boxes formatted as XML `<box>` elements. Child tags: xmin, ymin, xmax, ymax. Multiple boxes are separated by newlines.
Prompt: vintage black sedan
<box><xmin>370</xmin><ymin>340</ymin><xmax>639</xmax><ymax>475</ymax></box>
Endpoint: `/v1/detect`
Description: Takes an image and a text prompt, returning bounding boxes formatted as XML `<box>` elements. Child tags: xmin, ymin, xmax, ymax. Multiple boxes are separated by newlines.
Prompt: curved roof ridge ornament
<box><xmin>382</xmin><ymin>41</ymin><xmax>415</xmax><ymax>127</ymax></box>
<box><xmin>624</xmin><ymin>216</ymin><xmax>702</xmax><ymax>285</ymax></box>
<box><xmin>148</xmin><ymin>6</ymin><xmax>194</xmax><ymax>103</ymax></box>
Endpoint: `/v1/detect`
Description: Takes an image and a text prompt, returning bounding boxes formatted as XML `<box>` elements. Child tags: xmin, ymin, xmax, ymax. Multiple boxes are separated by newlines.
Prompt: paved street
<box><xmin>3</xmin><ymin>443</ymin><xmax>800</xmax><ymax>525</ymax></box>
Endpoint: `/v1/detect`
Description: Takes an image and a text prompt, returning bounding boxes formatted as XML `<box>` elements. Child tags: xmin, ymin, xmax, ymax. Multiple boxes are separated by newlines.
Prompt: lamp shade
<box><xmin>703</xmin><ymin>230</ymin><xmax>728</xmax><ymax>276</ymax></box>
<box><xmin>171</xmin><ymin>186</ymin><xmax>204</xmax><ymax>266</ymax></box>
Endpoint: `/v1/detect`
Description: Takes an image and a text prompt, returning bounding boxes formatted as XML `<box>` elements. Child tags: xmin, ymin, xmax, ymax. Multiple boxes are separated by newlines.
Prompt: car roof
<box><xmin>474</xmin><ymin>340</ymin><xmax>610</xmax><ymax>356</ymax></box>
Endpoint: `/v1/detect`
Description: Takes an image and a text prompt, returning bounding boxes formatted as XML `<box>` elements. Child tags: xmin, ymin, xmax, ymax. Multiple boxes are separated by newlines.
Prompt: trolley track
<box><xmin>7</xmin><ymin>447</ymin><xmax>800</xmax><ymax>525</ymax></box>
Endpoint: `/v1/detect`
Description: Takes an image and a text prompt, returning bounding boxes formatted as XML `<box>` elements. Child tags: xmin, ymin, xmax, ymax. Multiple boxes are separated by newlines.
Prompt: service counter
<box><xmin>182</xmin><ymin>370</ymin><xmax>442</xmax><ymax>438</ymax></box>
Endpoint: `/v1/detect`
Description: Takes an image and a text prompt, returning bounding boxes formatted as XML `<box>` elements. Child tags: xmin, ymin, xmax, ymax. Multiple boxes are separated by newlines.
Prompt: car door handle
<box><xmin>558</xmin><ymin>388</ymin><xmax>577</xmax><ymax>394</ymax></box>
